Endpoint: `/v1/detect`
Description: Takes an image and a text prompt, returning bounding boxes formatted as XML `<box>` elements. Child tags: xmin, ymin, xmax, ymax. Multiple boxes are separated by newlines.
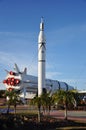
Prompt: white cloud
<box><xmin>0</xmin><ymin>51</ymin><xmax>38</xmax><ymax>76</ymax></box>
<box><xmin>0</xmin><ymin>31</ymin><xmax>36</xmax><ymax>39</ymax></box>
<box><xmin>47</xmin><ymin>23</ymin><xmax>86</xmax><ymax>45</ymax></box>
<box><xmin>46</xmin><ymin>71</ymin><xmax>62</xmax><ymax>79</ymax></box>
<box><xmin>0</xmin><ymin>31</ymin><xmax>37</xmax><ymax>77</ymax></box>
<box><xmin>0</xmin><ymin>51</ymin><xmax>15</xmax><ymax>68</ymax></box>
<box><xmin>60</xmin><ymin>79</ymin><xmax>78</xmax><ymax>84</ymax></box>
<box><xmin>59</xmin><ymin>78</ymin><xmax>86</xmax><ymax>90</ymax></box>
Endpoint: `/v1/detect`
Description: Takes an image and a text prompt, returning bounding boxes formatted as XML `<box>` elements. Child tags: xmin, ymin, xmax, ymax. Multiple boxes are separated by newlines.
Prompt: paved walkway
<box><xmin>49</xmin><ymin>110</ymin><xmax>86</xmax><ymax>129</ymax></box>
<box><xmin>49</xmin><ymin>110</ymin><xmax>86</xmax><ymax>122</ymax></box>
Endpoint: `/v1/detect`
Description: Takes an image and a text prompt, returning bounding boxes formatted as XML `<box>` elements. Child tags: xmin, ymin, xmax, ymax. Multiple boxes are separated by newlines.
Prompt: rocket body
<box><xmin>38</xmin><ymin>18</ymin><xmax>46</xmax><ymax>96</ymax></box>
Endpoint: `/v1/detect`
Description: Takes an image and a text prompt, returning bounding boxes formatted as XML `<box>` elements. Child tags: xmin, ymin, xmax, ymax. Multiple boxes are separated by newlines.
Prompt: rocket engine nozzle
<box><xmin>3</xmin><ymin>78</ymin><xmax>20</xmax><ymax>86</ymax></box>
<box><xmin>9</xmin><ymin>71</ymin><xmax>16</xmax><ymax>75</ymax></box>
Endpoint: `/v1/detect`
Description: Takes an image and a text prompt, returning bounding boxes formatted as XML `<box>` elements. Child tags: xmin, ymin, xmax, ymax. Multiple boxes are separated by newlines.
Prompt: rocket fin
<box><xmin>14</xmin><ymin>63</ymin><xmax>20</xmax><ymax>73</ymax></box>
<box><xmin>23</xmin><ymin>67</ymin><xmax>27</xmax><ymax>74</ymax></box>
<box><xmin>5</xmin><ymin>69</ymin><xmax>9</xmax><ymax>74</ymax></box>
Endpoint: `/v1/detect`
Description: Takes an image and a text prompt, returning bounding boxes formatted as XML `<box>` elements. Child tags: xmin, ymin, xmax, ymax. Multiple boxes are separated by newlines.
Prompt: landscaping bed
<box><xmin>0</xmin><ymin>113</ymin><xmax>86</xmax><ymax>130</ymax></box>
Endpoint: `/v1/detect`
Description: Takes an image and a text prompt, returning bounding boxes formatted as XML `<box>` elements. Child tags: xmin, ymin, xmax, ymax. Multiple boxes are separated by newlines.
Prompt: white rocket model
<box><xmin>3</xmin><ymin>19</ymin><xmax>74</xmax><ymax>100</ymax></box>
<box><xmin>38</xmin><ymin>18</ymin><xmax>46</xmax><ymax>96</ymax></box>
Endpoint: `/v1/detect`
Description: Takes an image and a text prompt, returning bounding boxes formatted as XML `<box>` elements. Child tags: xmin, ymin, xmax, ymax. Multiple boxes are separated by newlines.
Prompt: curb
<box><xmin>56</xmin><ymin>127</ymin><xmax>86</xmax><ymax>130</ymax></box>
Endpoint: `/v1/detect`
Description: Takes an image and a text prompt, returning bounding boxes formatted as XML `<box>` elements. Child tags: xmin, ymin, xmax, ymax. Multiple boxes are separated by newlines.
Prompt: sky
<box><xmin>0</xmin><ymin>0</ymin><xmax>86</xmax><ymax>90</ymax></box>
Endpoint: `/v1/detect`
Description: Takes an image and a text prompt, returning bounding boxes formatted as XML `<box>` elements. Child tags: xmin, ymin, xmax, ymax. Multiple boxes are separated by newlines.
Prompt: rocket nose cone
<box><xmin>40</xmin><ymin>17</ymin><xmax>44</xmax><ymax>31</ymax></box>
<box><xmin>38</xmin><ymin>18</ymin><xmax>46</xmax><ymax>43</ymax></box>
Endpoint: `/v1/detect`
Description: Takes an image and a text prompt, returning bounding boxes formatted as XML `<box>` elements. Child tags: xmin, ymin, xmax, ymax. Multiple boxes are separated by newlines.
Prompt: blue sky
<box><xmin>0</xmin><ymin>0</ymin><xmax>86</xmax><ymax>90</ymax></box>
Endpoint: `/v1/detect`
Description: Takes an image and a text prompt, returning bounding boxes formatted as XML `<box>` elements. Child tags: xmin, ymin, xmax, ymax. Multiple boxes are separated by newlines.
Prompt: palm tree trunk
<box><xmin>38</xmin><ymin>106</ymin><xmax>41</xmax><ymax>122</ymax></box>
<box><xmin>64</xmin><ymin>101</ymin><xmax>67</xmax><ymax>120</ymax></box>
<box><xmin>48</xmin><ymin>105</ymin><xmax>51</xmax><ymax>115</ymax></box>
<box><xmin>7</xmin><ymin>104</ymin><xmax>10</xmax><ymax>114</ymax></box>
<box><xmin>64</xmin><ymin>92</ymin><xmax>68</xmax><ymax>120</ymax></box>
<box><xmin>14</xmin><ymin>104</ymin><xmax>16</xmax><ymax>114</ymax></box>
<box><xmin>65</xmin><ymin>106</ymin><xmax>67</xmax><ymax>120</ymax></box>
<box><xmin>43</xmin><ymin>106</ymin><xmax>45</xmax><ymax>115</ymax></box>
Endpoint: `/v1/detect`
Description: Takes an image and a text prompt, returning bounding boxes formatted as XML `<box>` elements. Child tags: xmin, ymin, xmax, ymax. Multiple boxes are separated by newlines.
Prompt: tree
<box><xmin>31</xmin><ymin>91</ymin><xmax>54</xmax><ymax>122</ymax></box>
<box><xmin>0</xmin><ymin>90</ymin><xmax>6</xmax><ymax>98</ymax></box>
<box><xmin>5</xmin><ymin>90</ymin><xmax>22</xmax><ymax>114</ymax></box>
<box><xmin>71</xmin><ymin>89</ymin><xmax>81</xmax><ymax>109</ymax></box>
<box><xmin>52</xmin><ymin>89</ymin><xmax>75</xmax><ymax>120</ymax></box>
<box><xmin>41</xmin><ymin>92</ymin><xmax>53</xmax><ymax>115</ymax></box>
<box><xmin>31</xmin><ymin>95</ymin><xmax>42</xmax><ymax>122</ymax></box>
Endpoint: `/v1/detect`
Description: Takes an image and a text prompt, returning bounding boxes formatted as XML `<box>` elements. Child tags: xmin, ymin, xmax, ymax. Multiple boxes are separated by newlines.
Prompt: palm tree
<box><xmin>31</xmin><ymin>90</ymin><xmax>53</xmax><ymax>122</ymax></box>
<box><xmin>53</xmin><ymin>89</ymin><xmax>75</xmax><ymax>120</ymax></box>
<box><xmin>0</xmin><ymin>90</ymin><xmax>6</xmax><ymax>98</ymax></box>
<box><xmin>41</xmin><ymin>92</ymin><xmax>53</xmax><ymax>115</ymax></box>
<box><xmin>31</xmin><ymin>95</ymin><xmax>42</xmax><ymax>122</ymax></box>
<box><xmin>5</xmin><ymin>90</ymin><xmax>22</xmax><ymax>114</ymax></box>
<box><xmin>71</xmin><ymin>89</ymin><xmax>81</xmax><ymax>109</ymax></box>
